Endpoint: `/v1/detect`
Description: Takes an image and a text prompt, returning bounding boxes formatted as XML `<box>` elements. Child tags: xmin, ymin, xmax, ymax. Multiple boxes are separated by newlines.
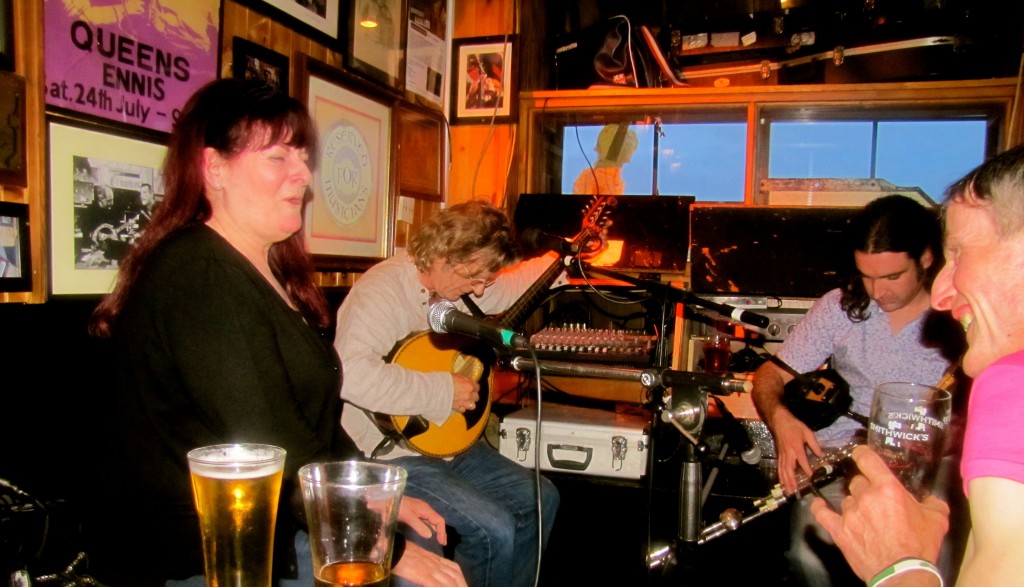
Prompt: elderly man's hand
<box><xmin>398</xmin><ymin>497</ymin><xmax>448</xmax><ymax>546</ymax></box>
<box><xmin>810</xmin><ymin>445</ymin><xmax>950</xmax><ymax>580</ymax></box>
<box><xmin>392</xmin><ymin>541</ymin><xmax>467</xmax><ymax>587</ymax></box>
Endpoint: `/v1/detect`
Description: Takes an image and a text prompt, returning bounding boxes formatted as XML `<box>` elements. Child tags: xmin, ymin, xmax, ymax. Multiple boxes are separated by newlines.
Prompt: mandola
<box><xmin>372</xmin><ymin>196</ymin><xmax>616</xmax><ymax>458</ymax></box>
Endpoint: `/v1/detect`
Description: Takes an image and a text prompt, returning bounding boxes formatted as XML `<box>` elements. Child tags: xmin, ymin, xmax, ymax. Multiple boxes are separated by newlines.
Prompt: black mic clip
<box><xmin>520</xmin><ymin>228</ymin><xmax>578</xmax><ymax>258</ymax></box>
<box><xmin>644</xmin><ymin>368</ymin><xmax>753</xmax><ymax>396</ymax></box>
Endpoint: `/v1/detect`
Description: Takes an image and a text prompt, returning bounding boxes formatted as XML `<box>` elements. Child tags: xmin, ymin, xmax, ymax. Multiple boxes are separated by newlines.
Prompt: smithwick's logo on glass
<box><xmin>869</xmin><ymin>407</ymin><xmax>949</xmax><ymax>446</ymax></box>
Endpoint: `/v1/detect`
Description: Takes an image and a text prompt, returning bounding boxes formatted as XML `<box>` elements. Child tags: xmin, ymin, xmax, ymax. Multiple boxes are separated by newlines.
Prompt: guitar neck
<box><xmin>498</xmin><ymin>255</ymin><xmax>567</xmax><ymax>330</ymax></box>
<box><xmin>498</xmin><ymin>195</ymin><xmax>613</xmax><ymax>331</ymax></box>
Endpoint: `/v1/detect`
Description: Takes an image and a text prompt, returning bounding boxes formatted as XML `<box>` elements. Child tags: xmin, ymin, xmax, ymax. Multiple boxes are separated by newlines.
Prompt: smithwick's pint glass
<box><xmin>299</xmin><ymin>461</ymin><xmax>407</xmax><ymax>587</ymax></box>
<box><xmin>867</xmin><ymin>382</ymin><xmax>952</xmax><ymax>499</ymax></box>
<box><xmin>187</xmin><ymin>444</ymin><xmax>286</xmax><ymax>587</ymax></box>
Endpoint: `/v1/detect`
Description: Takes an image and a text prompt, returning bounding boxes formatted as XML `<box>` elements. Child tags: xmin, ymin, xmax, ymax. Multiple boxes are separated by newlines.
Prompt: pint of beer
<box><xmin>187</xmin><ymin>444</ymin><xmax>286</xmax><ymax>587</ymax></box>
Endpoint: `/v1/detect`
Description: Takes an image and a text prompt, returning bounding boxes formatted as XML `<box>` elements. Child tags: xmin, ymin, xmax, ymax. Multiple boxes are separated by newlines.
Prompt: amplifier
<box><xmin>498</xmin><ymin>404</ymin><xmax>650</xmax><ymax>479</ymax></box>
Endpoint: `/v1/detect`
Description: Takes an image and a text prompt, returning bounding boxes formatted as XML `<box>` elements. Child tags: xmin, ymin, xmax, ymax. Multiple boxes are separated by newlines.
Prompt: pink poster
<box><xmin>44</xmin><ymin>0</ymin><xmax>220</xmax><ymax>133</ymax></box>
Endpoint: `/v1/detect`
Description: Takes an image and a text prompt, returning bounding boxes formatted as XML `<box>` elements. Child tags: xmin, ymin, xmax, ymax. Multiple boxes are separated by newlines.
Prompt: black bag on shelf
<box><xmin>554</xmin><ymin>15</ymin><xmax>655</xmax><ymax>89</ymax></box>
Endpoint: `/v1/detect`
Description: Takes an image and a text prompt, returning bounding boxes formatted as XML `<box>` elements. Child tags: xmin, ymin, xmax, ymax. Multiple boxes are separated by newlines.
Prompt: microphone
<box><xmin>680</xmin><ymin>294</ymin><xmax>770</xmax><ymax>329</ymax></box>
<box><xmin>656</xmin><ymin>369</ymin><xmax>752</xmax><ymax>395</ymax></box>
<box><xmin>711</xmin><ymin>396</ymin><xmax>762</xmax><ymax>465</ymax></box>
<box><xmin>428</xmin><ymin>300</ymin><xmax>529</xmax><ymax>348</ymax></box>
<box><xmin>520</xmin><ymin>228</ymin><xmax>577</xmax><ymax>256</ymax></box>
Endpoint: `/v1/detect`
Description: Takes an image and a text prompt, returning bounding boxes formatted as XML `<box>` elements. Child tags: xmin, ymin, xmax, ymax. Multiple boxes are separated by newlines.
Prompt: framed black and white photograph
<box><xmin>0</xmin><ymin>71</ymin><xmax>26</xmax><ymax>187</ymax></box>
<box><xmin>241</xmin><ymin>0</ymin><xmax>341</xmax><ymax>46</ymax></box>
<box><xmin>48</xmin><ymin>121</ymin><xmax>167</xmax><ymax>295</ymax></box>
<box><xmin>451</xmin><ymin>35</ymin><xmax>517</xmax><ymax>125</ymax></box>
<box><xmin>232</xmin><ymin>37</ymin><xmax>290</xmax><ymax>94</ymax></box>
<box><xmin>0</xmin><ymin>201</ymin><xmax>31</xmax><ymax>293</ymax></box>
<box><xmin>297</xmin><ymin>56</ymin><xmax>395</xmax><ymax>264</ymax></box>
<box><xmin>346</xmin><ymin>0</ymin><xmax>407</xmax><ymax>91</ymax></box>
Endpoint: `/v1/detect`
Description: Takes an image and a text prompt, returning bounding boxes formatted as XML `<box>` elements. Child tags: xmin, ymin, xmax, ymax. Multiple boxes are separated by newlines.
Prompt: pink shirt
<box><xmin>961</xmin><ymin>349</ymin><xmax>1024</xmax><ymax>495</ymax></box>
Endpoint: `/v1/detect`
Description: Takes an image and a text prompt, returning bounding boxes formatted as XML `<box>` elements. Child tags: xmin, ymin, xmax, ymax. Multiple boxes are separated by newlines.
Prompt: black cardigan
<box><xmin>91</xmin><ymin>225</ymin><xmax>359</xmax><ymax>584</ymax></box>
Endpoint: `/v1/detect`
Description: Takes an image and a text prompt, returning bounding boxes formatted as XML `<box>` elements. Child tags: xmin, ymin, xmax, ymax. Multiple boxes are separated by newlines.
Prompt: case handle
<box><xmin>546</xmin><ymin>444</ymin><xmax>593</xmax><ymax>471</ymax></box>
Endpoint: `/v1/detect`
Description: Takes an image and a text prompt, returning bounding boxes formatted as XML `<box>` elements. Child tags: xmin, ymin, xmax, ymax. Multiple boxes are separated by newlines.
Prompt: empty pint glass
<box><xmin>867</xmin><ymin>382</ymin><xmax>951</xmax><ymax>499</ymax></box>
<box><xmin>187</xmin><ymin>443</ymin><xmax>286</xmax><ymax>587</ymax></box>
<box><xmin>299</xmin><ymin>461</ymin><xmax>407</xmax><ymax>587</ymax></box>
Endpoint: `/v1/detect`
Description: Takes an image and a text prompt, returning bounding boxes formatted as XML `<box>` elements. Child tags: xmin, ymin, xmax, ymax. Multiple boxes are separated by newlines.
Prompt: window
<box><xmin>658</xmin><ymin>122</ymin><xmax>746</xmax><ymax>201</ymax></box>
<box><xmin>557</xmin><ymin>111</ymin><xmax>748</xmax><ymax>201</ymax></box>
<box><xmin>561</xmin><ymin>124</ymin><xmax>655</xmax><ymax>196</ymax></box>
<box><xmin>519</xmin><ymin>81</ymin><xmax>1014</xmax><ymax>205</ymax></box>
<box><xmin>764</xmin><ymin>114</ymin><xmax>992</xmax><ymax>202</ymax></box>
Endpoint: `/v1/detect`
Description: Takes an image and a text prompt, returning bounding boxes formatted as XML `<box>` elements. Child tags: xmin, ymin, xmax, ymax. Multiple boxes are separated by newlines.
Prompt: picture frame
<box><xmin>345</xmin><ymin>0</ymin><xmax>407</xmax><ymax>92</ymax></box>
<box><xmin>0</xmin><ymin>201</ymin><xmax>31</xmax><ymax>293</ymax></box>
<box><xmin>231</xmin><ymin>37</ymin><xmax>290</xmax><ymax>94</ymax></box>
<box><xmin>451</xmin><ymin>34</ymin><xmax>518</xmax><ymax>125</ymax></box>
<box><xmin>404</xmin><ymin>0</ymin><xmax>450</xmax><ymax>106</ymax></box>
<box><xmin>238</xmin><ymin>0</ymin><xmax>341</xmax><ymax>46</ymax></box>
<box><xmin>43</xmin><ymin>0</ymin><xmax>221</xmax><ymax>133</ymax></box>
<box><xmin>0</xmin><ymin>0</ymin><xmax>13</xmax><ymax>72</ymax></box>
<box><xmin>48</xmin><ymin>120</ymin><xmax>167</xmax><ymax>295</ymax></box>
<box><xmin>0</xmin><ymin>72</ymin><xmax>26</xmax><ymax>187</ymax></box>
<box><xmin>396</xmin><ymin>102</ymin><xmax>445</xmax><ymax>201</ymax></box>
<box><xmin>296</xmin><ymin>55</ymin><xmax>396</xmax><ymax>265</ymax></box>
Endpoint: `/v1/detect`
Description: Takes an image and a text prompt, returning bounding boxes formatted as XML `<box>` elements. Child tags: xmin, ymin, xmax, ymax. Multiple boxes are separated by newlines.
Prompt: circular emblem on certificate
<box><xmin>319</xmin><ymin>121</ymin><xmax>373</xmax><ymax>226</ymax></box>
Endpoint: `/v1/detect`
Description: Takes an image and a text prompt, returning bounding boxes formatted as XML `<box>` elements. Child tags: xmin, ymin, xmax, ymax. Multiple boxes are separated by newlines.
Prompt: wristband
<box><xmin>868</xmin><ymin>558</ymin><xmax>943</xmax><ymax>587</ymax></box>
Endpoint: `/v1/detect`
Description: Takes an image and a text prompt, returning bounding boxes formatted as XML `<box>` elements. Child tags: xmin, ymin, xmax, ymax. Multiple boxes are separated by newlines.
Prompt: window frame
<box><xmin>516</xmin><ymin>80</ymin><xmax>1016</xmax><ymax>205</ymax></box>
<box><xmin>755</xmin><ymin>103</ymin><xmax>1004</xmax><ymax>203</ymax></box>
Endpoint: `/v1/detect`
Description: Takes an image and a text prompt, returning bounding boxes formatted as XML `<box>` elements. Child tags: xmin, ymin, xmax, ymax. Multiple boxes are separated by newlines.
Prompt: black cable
<box><xmin>527</xmin><ymin>342</ymin><xmax>545</xmax><ymax>587</ymax></box>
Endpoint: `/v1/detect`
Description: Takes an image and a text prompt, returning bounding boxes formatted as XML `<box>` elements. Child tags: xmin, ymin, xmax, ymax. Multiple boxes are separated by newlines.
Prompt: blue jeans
<box><xmin>166</xmin><ymin>530</ymin><xmax>313</xmax><ymax>587</ymax></box>
<box><xmin>391</xmin><ymin>441</ymin><xmax>559</xmax><ymax>587</ymax></box>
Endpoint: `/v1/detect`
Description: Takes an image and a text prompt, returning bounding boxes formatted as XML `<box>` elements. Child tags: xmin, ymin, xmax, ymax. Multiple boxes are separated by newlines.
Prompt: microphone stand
<box><xmin>511</xmin><ymin>255</ymin><xmax>770</xmax><ymax>582</ymax></box>
<box><xmin>569</xmin><ymin>261</ymin><xmax>771</xmax><ymax>330</ymax></box>
<box><xmin>505</xmin><ymin>356</ymin><xmax>740</xmax><ymax>583</ymax></box>
<box><xmin>565</xmin><ymin>260</ymin><xmax>770</xmax><ymax>577</ymax></box>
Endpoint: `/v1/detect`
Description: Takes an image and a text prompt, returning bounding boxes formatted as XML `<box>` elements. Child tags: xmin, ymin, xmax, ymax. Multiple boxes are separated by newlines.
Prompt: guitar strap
<box><xmin>370</xmin><ymin>432</ymin><xmax>399</xmax><ymax>459</ymax></box>
<box><xmin>764</xmin><ymin>351</ymin><xmax>817</xmax><ymax>386</ymax></box>
<box><xmin>367</xmin><ymin>411</ymin><xmax>434</xmax><ymax>458</ymax></box>
<box><xmin>460</xmin><ymin>294</ymin><xmax>486</xmax><ymax>317</ymax></box>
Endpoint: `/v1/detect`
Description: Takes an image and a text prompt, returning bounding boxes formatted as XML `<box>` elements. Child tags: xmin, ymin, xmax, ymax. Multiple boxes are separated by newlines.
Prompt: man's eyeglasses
<box><xmin>453</xmin><ymin>263</ymin><xmax>497</xmax><ymax>288</ymax></box>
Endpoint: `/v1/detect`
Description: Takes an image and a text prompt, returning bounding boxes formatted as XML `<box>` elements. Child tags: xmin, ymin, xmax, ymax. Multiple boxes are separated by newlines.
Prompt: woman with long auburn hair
<box><xmin>86</xmin><ymin>78</ymin><xmax>464</xmax><ymax>587</ymax></box>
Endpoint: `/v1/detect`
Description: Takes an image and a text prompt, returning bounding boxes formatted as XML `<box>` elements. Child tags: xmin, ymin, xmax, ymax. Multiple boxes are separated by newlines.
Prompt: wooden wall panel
<box><xmin>2</xmin><ymin>0</ymin><xmax>46</xmax><ymax>302</ymax></box>
<box><xmin>453</xmin><ymin>0</ymin><xmax>515</xmax><ymax>37</ymax></box>
<box><xmin>450</xmin><ymin>0</ymin><xmax>517</xmax><ymax>210</ymax></box>
<box><xmin>449</xmin><ymin>126</ymin><xmax>515</xmax><ymax>207</ymax></box>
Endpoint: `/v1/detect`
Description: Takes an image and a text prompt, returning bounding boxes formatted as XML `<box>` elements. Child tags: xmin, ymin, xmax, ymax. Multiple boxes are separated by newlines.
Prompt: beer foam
<box><xmin>188</xmin><ymin>445</ymin><xmax>285</xmax><ymax>478</ymax></box>
<box><xmin>191</xmin><ymin>462</ymin><xmax>283</xmax><ymax>479</ymax></box>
